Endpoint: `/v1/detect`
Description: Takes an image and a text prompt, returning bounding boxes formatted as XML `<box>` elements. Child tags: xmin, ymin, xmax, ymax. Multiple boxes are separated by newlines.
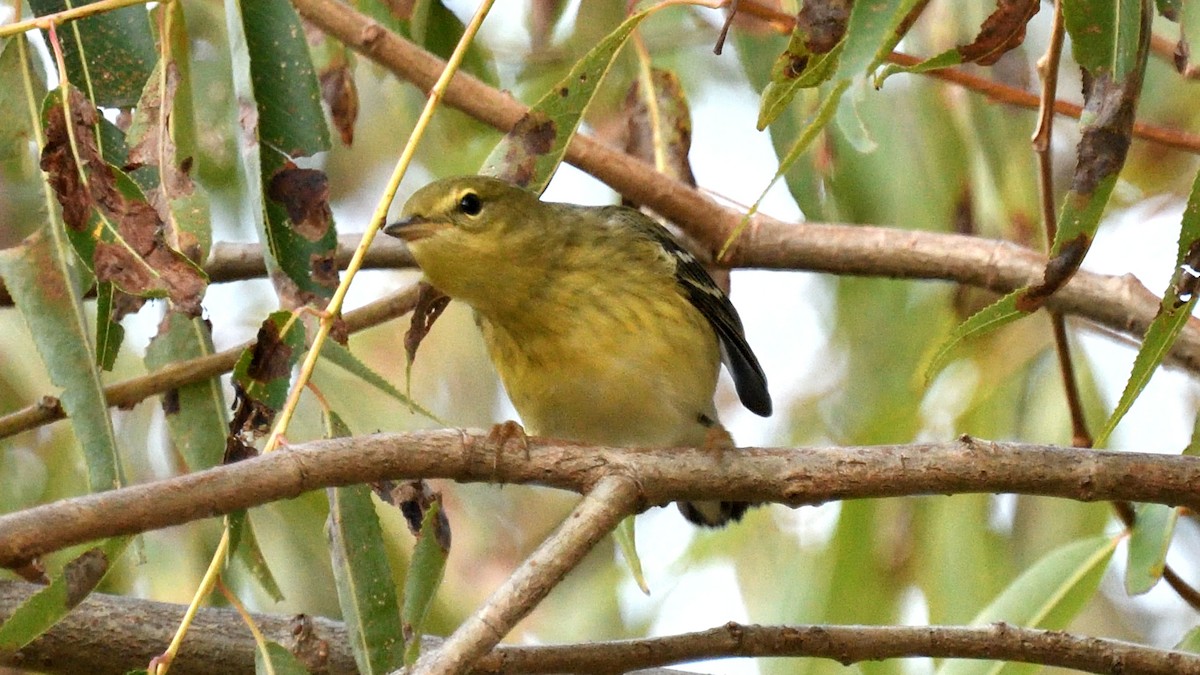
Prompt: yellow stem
<box><xmin>262</xmin><ymin>0</ymin><xmax>498</xmax><ymax>453</ymax></box>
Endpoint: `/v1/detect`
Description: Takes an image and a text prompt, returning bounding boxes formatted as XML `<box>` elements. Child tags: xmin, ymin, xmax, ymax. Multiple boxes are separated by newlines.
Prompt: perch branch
<box><xmin>2</xmin><ymin>433</ymin><xmax>1199</xmax><ymax>568</ymax></box>
<box><xmin>410</xmin><ymin>475</ymin><xmax>640</xmax><ymax>675</ymax></box>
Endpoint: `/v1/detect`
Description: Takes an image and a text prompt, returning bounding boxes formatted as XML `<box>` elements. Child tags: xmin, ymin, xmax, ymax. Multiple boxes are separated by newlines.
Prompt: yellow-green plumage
<box><xmin>386</xmin><ymin>175</ymin><xmax>770</xmax><ymax>526</ymax></box>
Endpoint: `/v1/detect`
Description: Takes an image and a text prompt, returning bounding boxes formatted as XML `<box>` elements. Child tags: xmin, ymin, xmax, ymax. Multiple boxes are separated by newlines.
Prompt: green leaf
<box><xmin>937</xmin><ymin>535</ymin><xmax>1117</xmax><ymax>675</ymax></box>
<box><xmin>0</xmin><ymin>227</ymin><xmax>124</xmax><ymax>493</ymax></box>
<box><xmin>324</xmin><ymin>410</ymin><xmax>404</xmax><ymax>674</ymax></box>
<box><xmin>756</xmin><ymin>28</ymin><xmax>844</xmax><ymax>130</ymax></box>
<box><xmin>327</xmin><ymin>481</ymin><xmax>404</xmax><ymax>673</ymax></box>
<box><xmin>927</xmin><ymin>287</ymin><xmax>1026</xmax><ymax>381</ymax></box>
<box><xmin>1177</xmin><ymin>625</ymin><xmax>1200</xmax><ymax>653</ymax></box>
<box><xmin>1125</xmin><ymin>503</ymin><xmax>1178</xmax><ymax>595</ymax></box>
<box><xmin>614</xmin><ymin>517</ymin><xmax>649</xmax><ymax>595</ymax></box>
<box><xmin>144</xmin><ymin>313</ymin><xmax>227</xmax><ymax>472</ymax></box>
<box><xmin>255</xmin><ymin>640</ymin><xmax>311</xmax><ymax>675</ymax></box>
<box><xmin>1094</xmin><ymin>166</ymin><xmax>1200</xmax><ymax>446</ymax></box>
<box><xmin>410</xmin><ymin>0</ymin><xmax>497</xmax><ymax>86</ymax></box>
<box><xmin>28</xmin><ymin>0</ymin><xmax>156</xmax><ymax>107</ymax></box>
<box><xmin>1063</xmin><ymin>0</ymin><xmax>1118</xmax><ymax>72</ymax></box>
<box><xmin>722</xmin><ymin>80</ymin><xmax>847</xmax><ymax>258</ymax></box>
<box><xmin>232</xmin><ymin>311</ymin><xmax>308</xmax><ymax>412</ymax></box>
<box><xmin>481</xmin><ymin>8</ymin><xmax>652</xmax><ymax>193</ymax></box>
<box><xmin>402</xmin><ymin>499</ymin><xmax>449</xmax><ymax>665</ymax></box>
<box><xmin>834</xmin><ymin>0</ymin><xmax>926</xmax><ymax>83</ymax></box>
<box><xmin>227</xmin><ymin>0</ymin><xmax>338</xmax><ymax>298</ymax></box>
<box><xmin>93</xmin><ymin>281</ymin><xmax>124</xmax><ymax>371</ymax></box>
<box><xmin>228</xmin><ymin>511</ymin><xmax>286</xmax><ymax>603</ymax></box>
<box><xmin>319</xmin><ymin>340</ymin><xmax>445</xmax><ymax>425</ymax></box>
<box><xmin>0</xmin><ymin>537</ymin><xmax>129</xmax><ymax>652</ymax></box>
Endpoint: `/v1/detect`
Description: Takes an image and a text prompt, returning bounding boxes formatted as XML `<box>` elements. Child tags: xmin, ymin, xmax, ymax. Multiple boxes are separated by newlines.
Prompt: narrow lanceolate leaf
<box><xmin>929</xmin><ymin>0</ymin><xmax>1151</xmax><ymax>378</ymax></box>
<box><xmin>0</xmin><ymin>228</ymin><xmax>124</xmax><ymax>493</ymax></box>
<box><xmin>0</xmin><ymin>537</ymin><xmax>129</xmax><ymax>652</ymax></box>
<box><xmin>1125</xmin><ymin>503</ymin><xmax>1178</xmax><ymax>595</ymax></box>
<box><xmin>937</xmin><ymin>535</ymin><xmax>1117</xmax><ymax>675</ymax></box>
<box><xmin>255</xmin><ymin>640</ymin><xmax>311</xmax><ymax>675</ymax></box>
<box><xmin>402</xmin><ymin>496</ymin><xmax>450</xmax><ymax>664</ymax></box>
<box><xmin>28</xmin><ymin>0</ymin><xmax>156</xmax><ymax>107</ymax></box>
<box><xmin>325</xmin><ymin>411</ymin><xmax>404</xmax><ymax>674</ymax></box>
<box><xmin>833</xmin><ymin>0</ymin><xmax>929</xmax><ymax>83</ymax></box>
<box><xmin>126</xmin><ymin>56</ymin><xmax>213</xmax><ymax>265</ymax></box>
<box><xmin>145</xmin><ymin>312</ymin><xmax>227</xmax><ymax>472</ymax></box>
<box><xmin>227</xmin><ymin>0</ymin><xmax>337</xmax><ymax>300</ymax></box>
<box><xmin>757</xmin><ymin>0</ymin><xmax>850</xmax><ymax>129</ymax></box>
<box><xmin>723</xmin><ymin>80</ymin><xmax>848</xmax><ymax>259</ymax></box>
<box><xmin>481</xmin><ymin>8</ymin><xmax>652</xmax><ymax>193</ymax></box>
<box><xmin>614</xmin><ymin>518</ymin><xmax>649</xmax><ymax>595</ymax></box>
<box><xmin>1095</xmin><ymin>167</ymin><xmax>1200</xmax><ymax>446</ymax></box>
<box><xmin>326</xmin><ymin>418</ymin><xmax>404</xmax><ymax>673</ymax></box>
<box><xmin>319</xmin><ymin>340</ymin><xmax>444</xmax><ymax>425</ymax></box>
<box><xmin>226</xmin><ymin>511</ymin><xmax>286</xmax><ymax>603</ymax></box>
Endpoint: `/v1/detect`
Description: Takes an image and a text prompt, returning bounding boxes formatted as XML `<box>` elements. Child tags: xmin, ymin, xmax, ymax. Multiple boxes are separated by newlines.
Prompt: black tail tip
<box><xmin>677</xmin><ymin>500</ymin><xmax>755</xmax><ymax>527</ymax></box>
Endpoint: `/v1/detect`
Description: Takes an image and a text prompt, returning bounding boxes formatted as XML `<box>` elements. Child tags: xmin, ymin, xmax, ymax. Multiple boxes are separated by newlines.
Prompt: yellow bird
<box><xmin>385</xmin><ymin>176</ymin><xmax>771</xmax><ymax>526</ymax></box>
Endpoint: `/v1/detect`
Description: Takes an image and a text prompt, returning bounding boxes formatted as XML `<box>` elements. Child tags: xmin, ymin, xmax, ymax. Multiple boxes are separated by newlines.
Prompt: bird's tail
<box><xmin>676</xmin><ymin>500</ymin><xmax>754</xmax><ymax>527</ymax></box>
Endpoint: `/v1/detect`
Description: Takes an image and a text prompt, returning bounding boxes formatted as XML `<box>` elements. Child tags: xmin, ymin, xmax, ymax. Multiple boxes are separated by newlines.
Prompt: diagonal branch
<box><xmin>410</xmin><ymin>475</ymin><xmax>640</xmax><ymax>675</ymax></box>
<box><xmin>2</xmin><ymin>433</ymin><xmax>1199</xmax><ymax>568</ymax></box>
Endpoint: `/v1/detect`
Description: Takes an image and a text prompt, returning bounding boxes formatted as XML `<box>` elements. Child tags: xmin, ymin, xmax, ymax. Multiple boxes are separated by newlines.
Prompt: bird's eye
<box><xmin>458</xmin><ymin>192</ymin><xmax>483</xmax><ymax>216</ymax></box>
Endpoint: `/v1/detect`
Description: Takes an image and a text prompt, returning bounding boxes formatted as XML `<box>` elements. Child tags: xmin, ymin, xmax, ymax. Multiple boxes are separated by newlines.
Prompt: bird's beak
<box><xmin>383</xmin><ymin>215</ymin><xmax>448</xmax><ymax>242</ymax></box>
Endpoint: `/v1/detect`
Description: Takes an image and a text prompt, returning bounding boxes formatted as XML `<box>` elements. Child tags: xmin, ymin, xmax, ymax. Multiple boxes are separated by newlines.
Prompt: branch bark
<box><xmin>411</xmin><ymin>475</ymin><xmax>640</xmax><ymax>675</ymax></box>
<box><xmin>4</xmin><ymin>580</ymin><xmax>1197</xmax><ymax>675</ymax></box>
<box><xmin>2</xmin><ymin>433</ymin><xmax>1198</xmax><ymax>568</ymax></box>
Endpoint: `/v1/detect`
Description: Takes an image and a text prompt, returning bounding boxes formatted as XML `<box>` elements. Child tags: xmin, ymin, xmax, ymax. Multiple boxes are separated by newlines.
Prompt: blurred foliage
<box><xmin>2</xmin><ymin>1</ymin><xmax>1200</xmax><ymax>674</ymax></box>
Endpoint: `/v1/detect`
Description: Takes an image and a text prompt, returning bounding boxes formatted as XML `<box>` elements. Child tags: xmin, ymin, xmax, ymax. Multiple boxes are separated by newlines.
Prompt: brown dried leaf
<box><xmin>624</xmin><ymin>69</ymin><xmax>696</xmax><ymax>187</ymax></box>
<box><xmin>63</xmin><ymin>548</ymin><xmax>110</xmax><ymax>607</ymax></box>
<box><xmin>405</xmin><ymin>281</ymin><xmax>451</xmax><ymax>367</ymax></box>
<box><xmin>268</xmin><ymin>165</ymin><xmax>334</xmax><ymax>242</ymax></box>
<box><xmin>320</xmin><ymin>65</ymin><xmax>359</xmax><ymax>146</ymax></box>
<box><xmin>40</xmin><ymin>88</ymin><xmax>206</xmax><ymax>315</ymax></box>
<box><xmin>799</xmin><ymin>0</ymin><xmax>853</xmax><ymax>55</ymax></box>
<box><xmin>959</xmin><ymin>0</ymin><xmax>1041</xmax><ymax>66</ymax></box>
<box><xmin>491</xmin><ymin>110</ymin><xmax>558</xmax><ymax>188</ymax></box>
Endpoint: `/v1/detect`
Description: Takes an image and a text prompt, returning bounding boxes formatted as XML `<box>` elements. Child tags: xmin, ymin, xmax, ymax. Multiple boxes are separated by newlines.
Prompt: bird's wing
<box><xmin>609</xmin><ymin>207</ymin><xmax>773</xmax><ymax>417</ymax></box>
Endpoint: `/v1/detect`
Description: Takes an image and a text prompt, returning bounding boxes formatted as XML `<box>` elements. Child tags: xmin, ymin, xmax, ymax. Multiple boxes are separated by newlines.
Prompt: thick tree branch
<box><xmin>411</xmin><ymin>475</ymin><xmax>640</xmax><ymax>675</ymax></box>
<box><xmin>1</xmin><ymin>433</ymin><xmax>1198</xmax><ymax>568</ymax></box>
<box><xmin>4</xmin><ymin>580</ymin><xmax>1197</xmax><ymax>675</ymax></box>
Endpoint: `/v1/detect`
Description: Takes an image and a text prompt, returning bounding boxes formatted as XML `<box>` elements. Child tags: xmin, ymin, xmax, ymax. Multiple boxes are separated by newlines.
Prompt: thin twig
<box><xmin>0</xmin><ymin>285</ymin><xmax>420</xmax><ymax>440</ymax></box>
<box><xmin>1031</xmin><ymin>0</ymin><xmax>1092</xmax><ymax>448</ymax></box>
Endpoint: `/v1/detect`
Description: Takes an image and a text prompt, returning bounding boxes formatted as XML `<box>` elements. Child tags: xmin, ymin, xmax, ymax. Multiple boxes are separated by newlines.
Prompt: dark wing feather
<box><xmin>614</xmin><ymin>209</ymin><xmax>772</xmax><ymax>417</ymax></box>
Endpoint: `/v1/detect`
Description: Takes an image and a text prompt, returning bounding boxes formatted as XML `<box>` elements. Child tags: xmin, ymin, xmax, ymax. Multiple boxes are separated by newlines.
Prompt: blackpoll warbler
<box><xmin>385</xmin><ymin>176</ymin><xmax>771</xmax><ymax>526</ymax></box>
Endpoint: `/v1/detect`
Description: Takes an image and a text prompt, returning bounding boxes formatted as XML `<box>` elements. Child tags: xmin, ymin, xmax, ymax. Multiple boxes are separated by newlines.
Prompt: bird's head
<box><xmin>385</xmin><ymin>175</ymin><xmax>546</xmax><ymax>311</ymax></box>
